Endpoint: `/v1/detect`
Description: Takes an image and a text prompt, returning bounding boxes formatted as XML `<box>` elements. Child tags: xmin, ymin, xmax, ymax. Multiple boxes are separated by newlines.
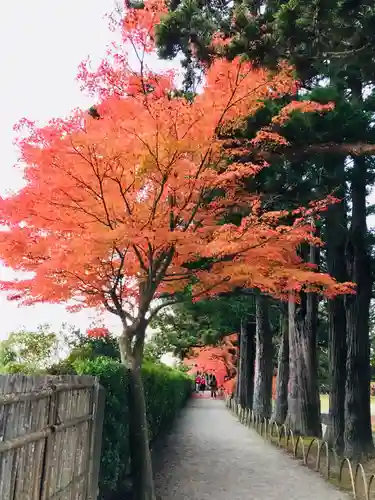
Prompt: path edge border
<box><xmin>225</xmin><ymin>396</ymin><xmax>373</xmax><ymax>500</ymax></box>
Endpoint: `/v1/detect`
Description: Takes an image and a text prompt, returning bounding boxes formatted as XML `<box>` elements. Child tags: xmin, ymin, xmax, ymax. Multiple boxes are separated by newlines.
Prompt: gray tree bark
<box><xmin>343</xmin><ymin>77</ymin><xmax>374</xmax><ymax>458</ymax></box>
<box><xmin>252</xmin><ymin>295</ymin><xmax>273</xmax><ymax>420</ymax></box>
<box><xmin>325</xmin><ymin>175</ymin><xmax>348</xmax><ymax>453</ymax></box>
<box><xmin>286</xmin><ymin>243</ymin><xmax>321</xmax><ymax>437</ymax></box>
<box><xmin>272</xmin><ymin>308</ymin><xmax>289</xmax><ymax>424</ymax></box>
<box><xmin>238</xmin><ymin>320</ymin><xmax>256</xmax><ymax>409</ymax></box>
<box><xmin>118</xmin><ymin>320</ymin><xmax>156</xmax><ymax>500</ymax></box>
<box><xmin>344</xmin><ymin>156</ymin><xmax>374</xmax><ymax>457</ymax></box>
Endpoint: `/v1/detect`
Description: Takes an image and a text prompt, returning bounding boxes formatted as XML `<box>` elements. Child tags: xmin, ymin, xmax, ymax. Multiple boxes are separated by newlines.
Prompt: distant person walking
<box><xmin>200</xmin><ymin>373</ymin><xmax>206</xmax><ymax>392</ymax></box>
<box><xmin>195</xmin><ymin>373</ymin><xmax>202</xmax><ymax>393</ymax></box>
<box><xmin>209</xmin><ymin>374</ymin><xmax>218</xmax><ymax>398</ymax></box>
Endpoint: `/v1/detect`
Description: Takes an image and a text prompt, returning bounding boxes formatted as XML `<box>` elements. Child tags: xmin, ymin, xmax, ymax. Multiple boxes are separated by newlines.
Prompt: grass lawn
<box><xmin>320</xmin><ymin>394</ymin><xmax>329</xmax><ymax>414</ymax></box>
<box><xmin>320</xmin><ymin>394</ymin><xmax>375</xmax><ymax>414</ymax></box>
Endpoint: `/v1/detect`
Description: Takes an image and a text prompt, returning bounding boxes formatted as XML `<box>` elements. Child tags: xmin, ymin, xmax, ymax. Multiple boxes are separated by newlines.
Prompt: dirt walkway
<box><xmin>154</xmin><ymin>398</ymin><xmax>348</xmax><ymax>500</ymax></box>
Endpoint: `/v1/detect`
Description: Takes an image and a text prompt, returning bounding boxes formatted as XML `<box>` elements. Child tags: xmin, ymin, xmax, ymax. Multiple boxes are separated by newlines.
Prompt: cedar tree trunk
<box><xmin>286</xmin><ymin>244</ymin><xmax>321</xmax><ymax>438</ymax></box>
<box><xmin>235</xmin><ymin>328</ymin><xmax>245</xmax><ymax>404</ymax></box>
<box><xmin>118</xmin><ymin>320</ymin><xmax>156</xmax><ymax>500</ymax></box>
<box><xmin>344</xmin><ymin>155</ymin><xmax>374</xmax><ymax>457</ymax></box>
<box><xmin>296</xmin><ymin>291</ymin><xmax>322</xmax><ymax>437</ymax></box>
<box><xmin>286</xmin><ymin>298</ymin><xmax>301</xmax><ymax>432</ymax></box>
<box><xmin>239</xmin><ymin>319</ymin><xmax>256</xmax><ymax>409</ymax></box>
<box><xmin>272</xmin><ymin>308</ymin><xmax>289</xmax><ymax>424</ymax></box>
<box><xmin>252</xmin><ymin>295</ymin><xmax>273</xmax><ymax>420</ymax></box>
<box><xmin>238</xmin><ymin>319</ymin><xmax>256</xmax><ymax>409</ymax></box>
<box><xmin>343</xmin><ymin>76</ymin><xmax>374</xmax><ymax>457</ymax></box>
<box><xmin>325</xmin><ymin>178</ymin><xmax>348</xmax><ymax>453</ymax></box>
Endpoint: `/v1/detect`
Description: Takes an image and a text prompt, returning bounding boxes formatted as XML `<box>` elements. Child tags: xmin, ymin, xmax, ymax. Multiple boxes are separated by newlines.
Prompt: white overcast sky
<box><xmin>0</xmin><ymin>1</ymin><xmax>119</xmax><ymax>339</ymax></box>
<box><xmin>0</xmin><ymin>0</ymin><xmax>181</xmax><ymax>340</ymax></box>
<box><xmin>0</xmin><ymin>1</ymin><xmax>374</xmax><ymax>342</ymax></box>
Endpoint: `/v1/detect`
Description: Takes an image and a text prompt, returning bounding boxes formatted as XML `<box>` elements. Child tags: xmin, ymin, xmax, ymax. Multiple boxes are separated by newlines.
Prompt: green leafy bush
<box><xmin>0</xmin><ymin>361</ymin><xmax>41</xmax><ymax>375</ymax></box>
<box><xmin>57</xmin><ymin>356</ymin><xmax>192</xmax><ymax>499</ymax></box>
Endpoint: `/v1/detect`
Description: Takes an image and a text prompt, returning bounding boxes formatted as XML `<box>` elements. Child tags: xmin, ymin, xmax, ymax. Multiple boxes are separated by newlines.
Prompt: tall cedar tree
<box><xmin>0</xmin><ymin>1</ymin><xmax>355</xmax><ymax>498</ymax></box>
<box><xmin>156</xmin><ymin>0</ymin><xmax>375</xmax><ymax>456</ymax></box>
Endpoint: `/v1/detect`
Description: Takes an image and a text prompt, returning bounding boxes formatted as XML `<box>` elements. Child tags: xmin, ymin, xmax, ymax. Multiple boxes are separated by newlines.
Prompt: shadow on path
<box><xmin>154</xmin><ymin>398</ymin><xmax>348</xmax><ymax>500</ymax></box>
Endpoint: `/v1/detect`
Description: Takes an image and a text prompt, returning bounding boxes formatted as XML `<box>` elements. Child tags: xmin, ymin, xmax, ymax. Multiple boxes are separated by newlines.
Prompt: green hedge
<box><xmin>62</xmin><ymin>356</ymin><xmax>192</xmax><ymax>499</ymax></box>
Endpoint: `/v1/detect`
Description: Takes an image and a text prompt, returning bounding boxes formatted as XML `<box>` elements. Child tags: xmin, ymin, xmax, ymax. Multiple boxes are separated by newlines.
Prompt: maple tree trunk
<box><xmin>118</xmin><ymin>325</ymin><xmax>156</xmax><ymax>500</ymax></box>
<box><xmin>344</xmin><ymin>154</ymin><xmax>374</xmax><ymax>457</ymax></box>
<box><xmin>272</xmin><ymin>309</ymin><xmax>289</xmax><ymax>425</ymax></box>
<box><xmin>252</xmin><ymin>295</ymin><xmax>273</xmax><ymax>420</ymax></box>
<box><xmin>325</xmin><ymin>183</ymin><xmax>348</xmax><ymax>453</ymax></box>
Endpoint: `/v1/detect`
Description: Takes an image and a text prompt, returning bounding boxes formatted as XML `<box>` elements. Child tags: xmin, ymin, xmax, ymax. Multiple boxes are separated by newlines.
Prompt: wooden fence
<box><xmin>0</xmin><ymin>374</ymin><xmax>105</xmax><ymax>500</ymax></box>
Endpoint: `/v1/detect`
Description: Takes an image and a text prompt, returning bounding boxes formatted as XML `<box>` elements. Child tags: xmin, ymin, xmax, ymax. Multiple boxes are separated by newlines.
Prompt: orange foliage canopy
<box><xmin>185</xmin><ymin>334</ymin><xmax>238</xmax><ymax>391</ymax></box>
<box><xmin>0</xmin><ymin>0</ymin><xmax>353</xmax><ymax>336</ymax></box>
<box><xmin>186</xmin><ymin>334</ymin><xmax>277</xmax><ymax>397</ymax></box>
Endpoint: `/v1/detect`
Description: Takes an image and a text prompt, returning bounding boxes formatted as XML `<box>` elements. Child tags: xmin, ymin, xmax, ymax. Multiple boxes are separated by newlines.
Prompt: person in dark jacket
<box><xmin>209</xmin><ymin>374</ymin><xmax>218</xmax><ymax>398</ymax></box>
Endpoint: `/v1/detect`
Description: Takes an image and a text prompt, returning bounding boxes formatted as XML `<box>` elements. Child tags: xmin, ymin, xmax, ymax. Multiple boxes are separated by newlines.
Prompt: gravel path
<box><xmin>154</xmin><ymin>398</ymin><xmax>348</xmax><ymax>500</ymax></box>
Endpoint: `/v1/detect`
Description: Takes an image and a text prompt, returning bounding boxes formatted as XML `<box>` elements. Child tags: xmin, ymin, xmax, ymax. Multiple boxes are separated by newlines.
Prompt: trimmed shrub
<box><xmin>61</xmin><ymin>356</ymin><xmax>192</xmax><ymax>499</ymax></box>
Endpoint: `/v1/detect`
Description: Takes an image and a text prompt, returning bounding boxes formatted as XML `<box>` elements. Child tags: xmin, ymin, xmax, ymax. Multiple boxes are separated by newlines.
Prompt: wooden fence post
<box><xmin>40</xmin><ymin>383</ymin><xmax>58</xmax><ymax>500</ymax></box>
<box><xmin>87</xmin><ymin>384</ymin><xmax>105</xmax><ymax>500</ymax></box>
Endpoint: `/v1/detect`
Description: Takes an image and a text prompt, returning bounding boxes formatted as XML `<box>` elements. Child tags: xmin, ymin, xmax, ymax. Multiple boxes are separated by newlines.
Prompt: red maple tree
<box><xmin>185</xmin><ymin>334</ymin><xmax>238</xmax><ymax>392</ymax></box>
<box><xmin>0</xmin><ymin>1</ymin><xmax>355</xmax><ymax>498</ymax></box>
<box><xmin>185</xmin><ymin>334</ymin><xmax>278</xmax><ymax>398</ymax></box>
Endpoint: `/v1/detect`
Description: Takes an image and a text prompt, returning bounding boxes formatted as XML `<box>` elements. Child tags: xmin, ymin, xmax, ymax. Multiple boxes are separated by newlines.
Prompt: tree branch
<box><xmin>147</xmin><ymin>277</ymin><xmax>230</xmax><ymax>321</ymax></box>
<box><xmin>224</xmin><ymin>140</ymin><xmax>375</xmax><ymax>162</ymax></box>
<box><xmin>322</xmin><ymin>43</ymin><xmax>371</xmax><ymax>59</ymax></box>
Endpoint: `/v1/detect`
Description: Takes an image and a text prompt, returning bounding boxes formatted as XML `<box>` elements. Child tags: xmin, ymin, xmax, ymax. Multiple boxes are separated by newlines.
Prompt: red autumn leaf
<box><xmin>87</xmin><ymin>327</ymin><xmax>110</xmax><ymax>338</ymax></box>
